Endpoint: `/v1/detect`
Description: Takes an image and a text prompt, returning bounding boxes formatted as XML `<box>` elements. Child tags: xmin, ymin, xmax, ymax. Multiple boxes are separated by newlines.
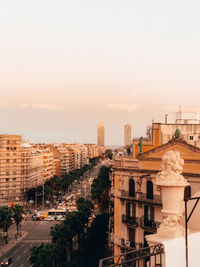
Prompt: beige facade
<box><xmin>0</xmin><ymin>135</ymin><xmax>44</xmax><ymax>204</ymax></box>
<box><xmin>85</xmin><ymin>144</ymin><xmax>99</xmax><ymax>159</ymax></box>
<box><xmin>97</xmin><ymin>122</ymin><xmax>105</xmax><ymax>147</ymax></box>
<box><xmin>57</xmin><ymin>145</ymin><xmax>70</xmax><ymax>175</ymax></box>
<box><xmin>110</xmin><ymin>138</ymin><xmax>200</xmax><ymax>257</ymax></box>
<box><xmin>47</xmin><ymin>144</ymin><xmax>60</xmax><ymax>176</ymax></box>
<box><xmin>124</xmin><ymin>124</ymin><xmax>132</xmax><ymax>146</ymax></box>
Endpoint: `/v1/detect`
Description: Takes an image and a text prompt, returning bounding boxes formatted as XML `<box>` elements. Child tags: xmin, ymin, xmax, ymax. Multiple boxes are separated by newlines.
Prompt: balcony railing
<box><xmin>120</xmin><ymin>239</ymin><xmax>143</xmax><ymax>250</ymax></box>
<box><xmin>140</xmin><ymin>217</ymin><xmax>161</xmax><ymax>230</ymax></box>
<box><xmin>122</xmin><ymin>215</ymin><xmax>138</xmax><ymax>227</ymax></box>
<box><xmin>99</xmin><ymin>244</ymin><xmax>163</xmax><ymax>267</ymax></box>
<box><xmin>120</xmin><ymin>190</ymin><xmax>162</xmax><ymax>206</ymax></box>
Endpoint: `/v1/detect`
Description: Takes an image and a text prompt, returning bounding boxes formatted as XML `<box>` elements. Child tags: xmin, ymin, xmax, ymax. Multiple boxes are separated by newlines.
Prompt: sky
<box><xmin>1</xmin><ymin>1</ymin><xmax>200</xmax><ymax>145</ymax></box>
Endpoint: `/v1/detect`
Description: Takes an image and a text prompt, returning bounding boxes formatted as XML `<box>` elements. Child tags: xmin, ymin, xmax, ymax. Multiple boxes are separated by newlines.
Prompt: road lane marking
<box><xmin>20</xmin><ymin>264</ymin><xmax>24</xmax><ymax>267</ymax></box>
<box><xmin>17</xmin><ymin>255</ymin><xmax>21</xmax><ymax>260</ymax></box>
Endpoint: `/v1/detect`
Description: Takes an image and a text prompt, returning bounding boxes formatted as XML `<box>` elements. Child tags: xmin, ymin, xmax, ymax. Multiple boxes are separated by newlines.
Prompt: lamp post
<box><xmin>42</xmin><ymin>179</ymin><xmax>45</xmax><ymax>209</ymax></box>
<box><xmin>184</xmin><ymin>186</ymin><xmax>200</xmax><ymax>267</ymax></box>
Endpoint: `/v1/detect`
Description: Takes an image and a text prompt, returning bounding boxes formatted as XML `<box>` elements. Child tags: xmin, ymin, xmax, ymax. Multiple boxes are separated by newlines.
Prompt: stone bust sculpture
<box><xmin>156</xmin><ymin>150</ymin><xmax>188</xmax><ymax>186</ymax></box>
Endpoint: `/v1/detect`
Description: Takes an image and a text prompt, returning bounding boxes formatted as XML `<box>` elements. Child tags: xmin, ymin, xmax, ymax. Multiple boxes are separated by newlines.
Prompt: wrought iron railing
<box><xmin>99</xmin><ymin>244</ymin><xmax>163</xmax><ymax>267</ymax></box>
<box><xmin>120</xmin><ymin>191</ymin><xmax>162</xmax><ymax>206</ymax></box>
<box><xmin>122</xmin><ymin>215</ymin><xmax>138</xmax><ymax>227</ymax></box>
<box><xmin>140</xmin><ymin>217</ymin><xmax>161</xmax><ymax>230</ymax></box>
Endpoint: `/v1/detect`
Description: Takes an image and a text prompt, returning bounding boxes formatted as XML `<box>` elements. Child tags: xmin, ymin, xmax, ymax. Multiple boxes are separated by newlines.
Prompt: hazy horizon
<box><xmin>1</xmin><ymin>1</ymin><xmax>200</xmax><ymax>145</ymax></box>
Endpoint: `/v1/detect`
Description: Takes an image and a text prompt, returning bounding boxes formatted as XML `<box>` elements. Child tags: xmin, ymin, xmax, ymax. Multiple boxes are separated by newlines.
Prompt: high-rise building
<box><xmin>97</xmin><ymin>123</ymin><xmax>105</xmax><ymax>147</ymax></box>
<box><xmin>124</xmin><ymin>123</ymin><xmax>132</xmax><ymax>146</ymax></box>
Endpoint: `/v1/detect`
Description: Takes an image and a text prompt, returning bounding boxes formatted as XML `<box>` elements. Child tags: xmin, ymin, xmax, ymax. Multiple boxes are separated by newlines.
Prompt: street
<box><xmin>0</xmin><ymin>220</ymin><xmax>54</xmax><ymax>267</ymax></box>
<box><xmin>0</xmin><ymin>161</ymin><xmax>106</xmax><ymax>266</ymax></box>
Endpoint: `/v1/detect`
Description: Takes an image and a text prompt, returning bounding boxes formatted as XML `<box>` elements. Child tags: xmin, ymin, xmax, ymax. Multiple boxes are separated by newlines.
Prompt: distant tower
<box><xmin>97</xmin><ymin>123</ymin><xmax>104</xmax><ymax>147</ymax></box>
<box><xmin>124</xmin><ymin>123</ymin><xmax>132</xmax><ymax>146</ymax></box>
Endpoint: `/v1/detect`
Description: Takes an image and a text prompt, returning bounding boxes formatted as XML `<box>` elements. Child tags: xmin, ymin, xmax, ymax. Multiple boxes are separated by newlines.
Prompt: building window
<box><xmin>126</xmin><ymin>202</ymin><xmax>136</xmax><ymax>218</ymax></box>
<box><xmin>189</xmin><ymin>136</ymin><xmax>194</xmax><ymax>141</ymax></box>
<box><xmin>13</xmin><ymin>178</ymin><xmax>16</xmax><ymax>181</ymax></box>
<box><xmin>6</xmin><ymin>172</ymin><xmax>9</xmax><ymax>176</ymax></box>
<box><xmin>146</xmin><ymin>181</ymin><xmax>153</xmax><ymax>200</ymax></box>
<box><xmin>7</xmin><ymin>147</ymin><xmax>9</xmax><ymax>150</ymax></box>
<box><xmin>7</xmin><ymin>140</ymin><xmax>10</xmax><ymax>144</ymax></box>
<box><xmin>6</xmin><ymin>178</ymin><xmax>9</xmax><ymax>182</ymax></box>
<box><xmin>13</xmin><ymin>159</ymin><xmax>16</xmax><ymax>163</ymax></box>
<box><xmin>14</xmin><ymin>147</ymin><xmax>16</xmax><ymax>150</ymax></box>
<box><xmin>6</xmin><ymin>159</ymin><xmax>9</xmax><ymax>163</ymax></box>
<box><xmin>129</xmin><ymin>228</ymin><xmax>135</xmax><ymax>248</ymax></box>
<box><xmin>144</xmin><ymin>206</ymin><xmax>154</xmax><ymax>223</ymax></box>
<box><xmin>129</xmin><ymin>179</ymin><xmax>135</xmax><ymax>197</ymax></box>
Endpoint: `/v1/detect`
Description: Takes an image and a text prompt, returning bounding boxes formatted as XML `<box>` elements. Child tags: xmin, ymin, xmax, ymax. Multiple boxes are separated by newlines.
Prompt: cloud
<box><xmin>103</xmin><ymin>103</ymin><xmax>139</xmax><ymax>112</ymax></box>
<box><xmin>25</xmin><ymin>104</ymin><xmax>68</xmax><ymax>110</ymax></box>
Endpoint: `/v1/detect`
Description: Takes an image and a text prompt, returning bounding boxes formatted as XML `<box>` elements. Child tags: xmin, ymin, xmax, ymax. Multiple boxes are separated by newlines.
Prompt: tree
<box><xmin>30</xmin><ymin>243</ymin><xmax>63</xmax><ymax>267</ymax></box>
<box><xmin>0</xmin><ymin>206</ymin><xmax>12</xmax><ymax>244</ymax></box>
<box><xmin>91</xmin><ymin>166</ymin><xmax>111</xmax><ymax>213</ymax></box>
<box><xmin>78</xmin><ymin>214</ymin><xmax>110</xmax><ymax>267</ymax></box>
<box><xmin>12</xmin><ymin>205</ymin><xmax>24</xmax><ymax>236</ymax></box>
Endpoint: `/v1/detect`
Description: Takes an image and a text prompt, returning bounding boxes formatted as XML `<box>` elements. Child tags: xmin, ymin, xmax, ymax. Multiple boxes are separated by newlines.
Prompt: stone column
<box><xmin>146</xmin><ymin>150</ymin><xmax>189</xmax><ymax>267</ymax></box>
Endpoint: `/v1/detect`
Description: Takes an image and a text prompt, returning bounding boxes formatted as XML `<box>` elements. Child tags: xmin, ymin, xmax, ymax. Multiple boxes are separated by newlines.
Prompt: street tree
<box><xmin>0</xmin><ymin>206</ymin><xmax>12</xmax><ymax>243</ymax></box>
<box><xmin>12</xmin><ymin>205</ymin><xmax>24</xmax><ymax>236</ymax></box>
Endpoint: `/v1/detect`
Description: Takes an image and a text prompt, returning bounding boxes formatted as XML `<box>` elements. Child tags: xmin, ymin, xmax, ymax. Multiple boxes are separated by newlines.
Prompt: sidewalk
<box><xmin>0</xmin><ymin>223</ymin><xmax>28</xmax><ymax>258</ymax></box>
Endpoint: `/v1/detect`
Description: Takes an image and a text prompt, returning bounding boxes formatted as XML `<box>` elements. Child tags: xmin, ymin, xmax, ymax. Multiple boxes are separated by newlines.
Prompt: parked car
<box><xmin>44</xmin><ymin>216</ymin><xmax>54</xmax><ymax>221</ymax></box>
<box><xmin>32</xmin><ymin>214</ymin><xmax>43</xmax><ymax>221</ymax></box>
<box><xmin>57</xmin><ymin>215</ymin><xmax>65</xmax><ymax>221</ymax></box>
<box><xmin>1</xmin><ymin>257</ymin><xmax>12</xmax><ymax>266</ymax></box>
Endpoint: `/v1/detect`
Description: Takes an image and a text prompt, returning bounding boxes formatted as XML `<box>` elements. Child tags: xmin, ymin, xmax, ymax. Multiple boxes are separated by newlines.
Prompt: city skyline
<box><xmin>1</xmin><ymin>1</ymin><xmax>200</xmax><ymax>145</ymax></box>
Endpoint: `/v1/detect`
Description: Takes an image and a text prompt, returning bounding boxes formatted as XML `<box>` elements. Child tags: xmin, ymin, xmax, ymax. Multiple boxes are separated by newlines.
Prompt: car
<box><xmin>57</xmin><ymin>216</ymin><xmax>65</xmax><ymax>221</ymax></box>
<box><xmin>44</xmin><ymin>216</ymin><xmax>54</xmax><ymax>221</ymax></box>
<box><xmin>1</xmin><ymin>257</ymin><xmax>12</xmax><ymax>266</ymax></box>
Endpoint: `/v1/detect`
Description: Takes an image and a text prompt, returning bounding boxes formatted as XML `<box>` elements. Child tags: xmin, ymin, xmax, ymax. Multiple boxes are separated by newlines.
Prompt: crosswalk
<box><xmin>22</xmin><ymin>239</ymin><xmax>51</xmax><ymax>243</ymax></box>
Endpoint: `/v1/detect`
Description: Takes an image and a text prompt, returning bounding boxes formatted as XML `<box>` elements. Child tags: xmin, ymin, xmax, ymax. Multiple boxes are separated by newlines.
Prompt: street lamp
<box><xmin>184</xmin><ymin>186</ymin><xmax>200</xmax><ymax>267</ymax></box>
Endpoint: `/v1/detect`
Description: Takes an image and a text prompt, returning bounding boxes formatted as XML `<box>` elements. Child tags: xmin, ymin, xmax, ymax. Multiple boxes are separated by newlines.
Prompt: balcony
<box><xmin>99</xmin><ymin>244</ymin><xmax>163</xmax><ymax>267</ymax></box>
<box><xmin>140</xmin><ymin>217</ymin><xmax>161</xmax><ymax>231</ymax></box>
<box><xmin>120</xmin><ymin>239</ymin><xmax>143</xmax><ymax>252</ymax></box>
<box><xmin>120</xmin><ymin>190</ymin><xmax>162</xmax><ymax>206</ymax></box>
<box><xmin>122</xmin><ymin>215</ymin><xmax>138</xmax><ymax>227</ymax></box>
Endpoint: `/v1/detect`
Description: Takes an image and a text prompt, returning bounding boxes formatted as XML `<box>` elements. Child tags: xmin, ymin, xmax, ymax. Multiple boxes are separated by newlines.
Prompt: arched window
<box><xmin>146</xmin><ymin>181</ymin><xmax>153</xmax><ymax>200</ymax></box>
<box><xmin>129</xmin><ymin>179</ymin><xmax>135</xmax><ymax>197</ymax></box>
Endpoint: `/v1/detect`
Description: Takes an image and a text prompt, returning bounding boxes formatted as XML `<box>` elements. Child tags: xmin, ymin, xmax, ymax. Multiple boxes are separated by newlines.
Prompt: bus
<box><xmin>48</xmin><ymin>209</ymin><xmax>67</xmax><ymax>217</ymax></box>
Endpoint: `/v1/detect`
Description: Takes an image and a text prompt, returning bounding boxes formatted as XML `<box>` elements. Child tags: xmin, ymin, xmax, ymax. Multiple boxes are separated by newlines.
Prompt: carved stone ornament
<box><xmin>156</xmin><ymin>150</ymin><xmax>188</xmax><ymax>186</ymax></box>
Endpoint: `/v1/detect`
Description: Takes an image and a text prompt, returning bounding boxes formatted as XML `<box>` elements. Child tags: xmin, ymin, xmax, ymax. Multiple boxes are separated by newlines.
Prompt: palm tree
<box><xmin>12</xmin><ymin>205</ymin><xmax>24</xmax><ymax>236</ymax></box>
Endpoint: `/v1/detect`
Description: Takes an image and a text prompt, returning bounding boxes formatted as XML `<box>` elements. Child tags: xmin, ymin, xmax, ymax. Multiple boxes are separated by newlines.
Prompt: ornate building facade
<box><xmin>110</xmin><ymin>137</ymin><xmax>200</xmax><ymax>257</ymax></box>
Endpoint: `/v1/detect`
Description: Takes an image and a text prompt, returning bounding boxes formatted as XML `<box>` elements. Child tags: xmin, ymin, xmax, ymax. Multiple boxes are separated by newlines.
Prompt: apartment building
<box><xmin>79</xmin><ymin>145</ymin><xmax>89</xmax><ymax>167</ymax></box>
<box><xmin>110</xmin><ymin>137</ymin><xmax>200</xmax><ymax>257</ymax></box>
<box><xmin>85</xmin><ymin>144</ymin><xmax>99</xmax><ymax>159</ymax></box>
<box><xmin>57</xmin><ymin>145</ymin><xmax>70</xmax><ymax>175</ymax></box>
<box><xmin>0</xmin><ymin>135</ymin><xmax>44</xmax><ymax>204</ymax></box>
<box><xmin>47</xmin><ymin>144</ymin><xmax>60</xmax><ymax>176</ymax></box>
